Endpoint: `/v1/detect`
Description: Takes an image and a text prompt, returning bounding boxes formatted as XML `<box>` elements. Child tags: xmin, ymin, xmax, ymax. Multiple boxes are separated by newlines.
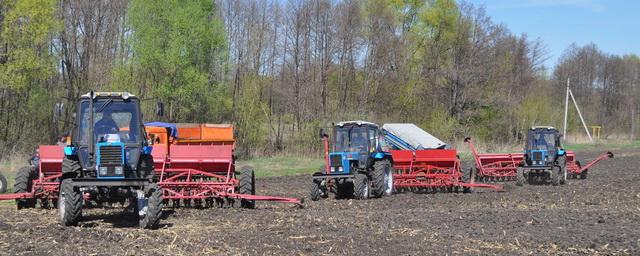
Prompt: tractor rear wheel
<box><xmin>140</xmin><ymin>183</ymin><xmax>163</xmax><ymax>229</ymax></box>
<box><xmin>550</xmin><ymin>166</ymin><xmax>561</xmax><ymax>186</ymax></box>
<box><xmin>238</xmin><ymin>166</ymin><xmax>256</xmax><ymax>209</ymax></box>
<box><xmin>371</xmin><ymin>160</ymin><xmax>391</xmax><ymax>198</ymax></box>
<box><xmin>0</xmin><ymin>172</ymin><xmax>7</xmax><ymax>193</ymax></box>
<box><xmin>14</xmin><ymin>166</ymin><xmax>36</xmax><ymax>209</ymax></box>
<box><xmin>59</xmin><ymin>179</ymin><xmax>82</xmax><ymax>226</ymax></box>
<box><xmin>516</xmin><ymin>167</ymin><xmax>525</xmax><ymax>186</ymax></box>
<box><xmin>353</xmin><ymin>173</ymin><xmax>369</xmax><ymax>200</ymax></box>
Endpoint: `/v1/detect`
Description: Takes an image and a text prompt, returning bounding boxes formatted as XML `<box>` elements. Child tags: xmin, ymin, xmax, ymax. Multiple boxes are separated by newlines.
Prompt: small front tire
<box><xmin>353</xmin><ymin>173</ymin><xmax>369</xmax><ymax>200</ymax></box>
<box><xmin>59</xmin><ymin>179</ymin><xmax>82</xmax><ymax>226</ymax></box>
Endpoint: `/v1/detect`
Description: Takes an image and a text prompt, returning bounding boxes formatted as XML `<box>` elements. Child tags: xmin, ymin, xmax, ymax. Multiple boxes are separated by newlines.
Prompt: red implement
<box><xmin>147</xmin><ymin>123</ymin><xmax>302</xmax><ymax>207</ymax></box>
<box><xmin>391</xmin><ymin>149</ymin><xmax>502</xmax><ymax>192</ymax></box>
<box><xmin>465</xmin><ymin>137</ymin><xmax>522</xmax><ymax>181</ymax></box>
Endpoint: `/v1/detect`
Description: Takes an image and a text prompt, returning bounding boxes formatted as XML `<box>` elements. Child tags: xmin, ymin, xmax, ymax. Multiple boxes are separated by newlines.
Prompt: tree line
<box><xmin>0</xmin><ymin>0</ymin><xmax>638</xmax><ymax>159</ymax></box>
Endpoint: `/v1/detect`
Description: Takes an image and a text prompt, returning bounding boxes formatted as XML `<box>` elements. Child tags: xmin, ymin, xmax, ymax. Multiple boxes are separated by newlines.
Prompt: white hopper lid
<box><xmin>382</xmin><ymin>123</ymin><xmax>447</xmax><ymax>149</ymax></box>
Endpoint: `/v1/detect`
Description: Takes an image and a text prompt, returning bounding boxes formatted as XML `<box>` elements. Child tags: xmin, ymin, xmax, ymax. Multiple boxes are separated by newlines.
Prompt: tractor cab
<box><xmin>328</xmin><ymin>121</ymin><xmax>386</xmax><ymax>174</ymax></box>
<box><xmin>69</xmin><ymin>92</ymin><xmax>149</xmax><ymax>179</ymax></box>
<box><xmin>524</xmin><ymin>126</ymin><xmax>565</xmax><ymax>167</ymax></box>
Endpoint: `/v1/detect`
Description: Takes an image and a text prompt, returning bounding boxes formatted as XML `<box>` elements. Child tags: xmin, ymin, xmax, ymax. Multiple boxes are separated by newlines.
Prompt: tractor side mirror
<box><xmin>54</xmin><ymin>102</ymin><xmax>64</xmax><ymax>121</ymax></box>
<box><xmin>156</xmin><ymin>102</ymin><xmax>164</xmax><ymax>117</ymax></box>
<box><xmin>319</xmin><ymin>128</ymin><xmax>328</xmax><ymax>139</ymax></box>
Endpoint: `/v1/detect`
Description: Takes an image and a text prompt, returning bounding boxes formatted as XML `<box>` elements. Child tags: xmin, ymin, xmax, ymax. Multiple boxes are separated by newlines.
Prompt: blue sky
<box><xmin>466</xmin><ymin>0</ymin><xmax>640</xmax><ymax>69</ymax></box>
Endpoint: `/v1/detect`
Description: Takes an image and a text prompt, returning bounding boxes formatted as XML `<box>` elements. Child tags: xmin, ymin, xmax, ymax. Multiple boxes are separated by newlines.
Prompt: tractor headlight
<box><xmin>99</xmin><ymin>166</ymin><xmax>108</xmax><ymax>176</ymax></box>
<box><xmin>115</xmin><ymin>166</ymin><xmax>123</xmax><ymax>175</ymax></box>
<box><xmin>338</xmin><ymin>166</ymin><xmax>343</xmax><ymax>172</ymax></box>
<box><xmin>330</xmin><ymin>167</ymin><xmax>335</xmax><ymax>173</ymax></box>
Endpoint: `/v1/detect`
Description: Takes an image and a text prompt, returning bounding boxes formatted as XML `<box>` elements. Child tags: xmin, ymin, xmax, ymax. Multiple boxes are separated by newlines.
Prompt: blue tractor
<box><xmin>57</xmin><ymin>91</ymin><xmax>162</xmax><ymax>229</ymax></box>
<box><xmin>516</xmin><ymin>126</ymin><xmax>567</xmax><ymax>186</ymax></box>
<box><xmin>310</xmin><ymin>121</ymin><xmax>394</xmax><ymax>200</ymax></box>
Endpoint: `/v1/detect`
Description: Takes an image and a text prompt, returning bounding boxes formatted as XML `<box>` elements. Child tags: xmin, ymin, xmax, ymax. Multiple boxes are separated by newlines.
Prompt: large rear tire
<box><xmin>238</xmin><ymin>166</ymin><xmax>256</xmax><ymax>209</ymax></box>
<box><xmin>557</xmin><ymin>155</ymin><xmax>567</xmax><ymax>185</ymax></box>
<box><xmin>516</xmin><ymin>167</ymin><xmax>525</xmax><ymax>186</ymax></box>
<box><xmin>353</xmin><ymin>173</ymin><xmax>369</xmax><ymax>200</ymax></box>
<box><xmin>59</xmin><ymin>179</ymin><xmax>82</xmax><ymax>226</ymax></box>
<box><xmin>371</xmin><ymin>160</ymin><xmax>391</xmax><ymax>198</ymax></box>
<box><xmin>140</xmin><ymin>183</ymin><xmax>163</xmax><ymax>229</ymax></box>
<box><xmin>0</xmin><ymin>172</ymin><xmax>7</xmax><ymax>193</ymax></box>
<box><xmin>14</xmin><ymin>166</ymin><xmax>36</xmax><ymax>209</ymax></box>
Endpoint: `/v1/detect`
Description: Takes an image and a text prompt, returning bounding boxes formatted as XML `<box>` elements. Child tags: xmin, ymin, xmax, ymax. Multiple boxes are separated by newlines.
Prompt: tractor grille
<box><xmin>99</xmin><ymin>145</ymin><xmax>123</xmax><ymax>166</ymax></box>
<box><xmin>532</xmin><ymin>151</ymin><xmax>543</xmax><ymax>161</ymax></box>
<box><xmin>330</xmin><ymin>155</ymin><xmax>342</xmax><ymax>167</ymax></box>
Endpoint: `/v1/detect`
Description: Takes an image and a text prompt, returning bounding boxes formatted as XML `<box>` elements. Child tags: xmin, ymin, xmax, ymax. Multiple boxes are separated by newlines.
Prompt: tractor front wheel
<box><xmin>59</xmin><ymin>179</ymin><xmax>82</xmax><ymax>226</ymax></box>
<box><xmin>238</xmin><ymin>166</ymin><xmax>256</xmax><ymax>209</ymax></box>
<box><xmin>14</xmin><ymin>166</ymin><xmax>36</xmax><ymax>209</ymax></box>
<box><xmin>140</xmin><ymin>183</ymin><xmax>163</xmax><ymax>229</ymax></box>
<box><xmin>353</xmin><ymin>173</ymin><xmax>369</xmax><ymax>200</ymax></box>
<box><xmin>550</xmin><ymin>166</ymin><xmax>561</xmax><ymax>186</ymax></box>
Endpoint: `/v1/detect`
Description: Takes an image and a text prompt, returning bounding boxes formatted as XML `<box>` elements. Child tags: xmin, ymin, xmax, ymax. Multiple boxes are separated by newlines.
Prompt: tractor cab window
<box><xmin>334</xmin><ymin>126</ymin><xmax>370</xmax><ymax>153</ymax></box>
<box><xmin>528</xmin><ymin>132</ymin><xmax>557</xmax><ymax>151</ymax></box>
<box><xmin>78</xmin><ymin>100</ymin><xmax>141</xmax><ymax>145</ymax></box>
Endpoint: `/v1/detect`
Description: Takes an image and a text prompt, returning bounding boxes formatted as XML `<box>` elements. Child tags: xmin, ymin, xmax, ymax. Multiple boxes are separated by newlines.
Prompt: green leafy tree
<box><xmin>118</xmin><ymin>0</ymin><xmax>230</xmax><ymax>122</ymax></box>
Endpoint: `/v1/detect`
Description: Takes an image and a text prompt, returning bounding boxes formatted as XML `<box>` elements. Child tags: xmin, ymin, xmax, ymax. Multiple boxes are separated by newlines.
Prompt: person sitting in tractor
<box><xmin>94</xmin><ymin>109</ymin><xmax>119</xmax><ymax>137</ymax></box>
<box><xmin>351</xmin><ymin>132</ymin><xmax>367</xmax><ymax>152</ymax></box>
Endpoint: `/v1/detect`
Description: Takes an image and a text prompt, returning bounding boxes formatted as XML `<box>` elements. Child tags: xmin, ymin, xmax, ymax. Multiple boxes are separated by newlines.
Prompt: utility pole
<box><xmin>563</xmin><ymin>78</ymin><xmax>570</xmax><ymax>141</ymax></box>
<box><xmin>568</xmin><ymin>88</ymin><xmax>593</xmax><ymax>142</ymax></box>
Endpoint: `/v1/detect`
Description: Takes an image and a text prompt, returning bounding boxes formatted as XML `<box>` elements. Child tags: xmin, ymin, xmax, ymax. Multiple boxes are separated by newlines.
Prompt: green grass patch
<box><xmin>564</xmin><ymin>140</ymin><xmax>640</xmax><ymax>151</ymax></box>
<box><xmin>238</xmin><ymin>156</ymin><xmax>324</xmax><ymax>178</ymax></box>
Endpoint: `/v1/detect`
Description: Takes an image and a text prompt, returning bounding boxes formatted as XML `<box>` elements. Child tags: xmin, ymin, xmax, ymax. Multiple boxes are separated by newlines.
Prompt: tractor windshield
<box><xmin>527</xmin><ymin>131</ymin><xmax>557</xmax><ymax>151</ymax></box>
<box><xmin>78</xmin><ymin>99</ymin><xmax>141</xmax><ymax>145</ymax></box>
<box><xmin>334</xmin><ymin>126</ymin><xmax>371</xmax><ymax>153</ymax></box>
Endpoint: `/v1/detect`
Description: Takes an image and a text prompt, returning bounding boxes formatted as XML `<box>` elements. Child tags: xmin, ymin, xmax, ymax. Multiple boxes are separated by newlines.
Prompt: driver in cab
<box><xmin>94</xmin><ymin>109</ymin><xmax>120</xmax><ymax>142</ymax></box>
<box><xmin>350</xmin><ymin>132</ymin><xmax>367</xmax><ymax>152</ymax></box>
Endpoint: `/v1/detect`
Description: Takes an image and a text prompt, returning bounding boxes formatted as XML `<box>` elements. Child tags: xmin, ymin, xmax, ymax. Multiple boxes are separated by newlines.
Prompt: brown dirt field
<box><xmin>0</xmin><ymin>149</ymin><xmax>638</xmax><ymax>255</ymax></box>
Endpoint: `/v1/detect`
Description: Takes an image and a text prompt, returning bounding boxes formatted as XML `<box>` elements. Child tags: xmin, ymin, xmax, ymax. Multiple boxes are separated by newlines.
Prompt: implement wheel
<box><xmin>309</xmin><ymin>181</ymin><xmax>322</xmax><ymax>201</ymax></box>
<box><xmin>238</xmin><ymin>166</ymin><xmax>256</xmax><ymax>209</ymax></box>
<box><xmin>59</xmin><ymin>179</ymin><xmax>82</xmax><ymax>226</ymax></box>
<box><xmin>462</xmin><ymin>167</ymin><xmax>476</xmax><ymax>193</ymax></box>
<box><xmin>140</xmin><ymin>183</ymin><xmax>163</xmax><ymax>229</ymax></box>
<box><xmin>353</xmin><ymin>173</ymin><xmax>369</xmax><ymax>200</ymax></box>
<box><xmin>579</xmin><ymin>170</ymin><xmax>588</xmax><ymax>180</ymax></box>
<box><xmin>14</xmin><ymin>166</ymin><xmax>36</xmax><ymax>209</ymax></box>
<box><xmin>516</xmin><ymin>167</ymin><xmax>525</xmax><ymax>186</ymax></box>
<box><xmin>371</xmin><ymin>160</ymin><xmax>391</xmax><ymax>198</ymax></box>
<box><xmin>0</xmin><ymin>172</ymin><xmax>7</xmax><ymax>193</ymax></box>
